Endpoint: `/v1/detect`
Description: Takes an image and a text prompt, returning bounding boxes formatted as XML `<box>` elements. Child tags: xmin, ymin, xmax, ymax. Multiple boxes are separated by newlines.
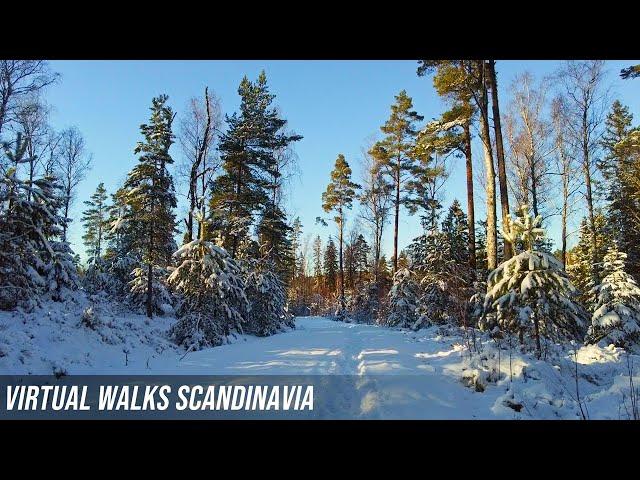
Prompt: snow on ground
<box><xmin>1</xmin><ymin>301</ymin><xmax>639</xmax><ymax>419</ymax></box>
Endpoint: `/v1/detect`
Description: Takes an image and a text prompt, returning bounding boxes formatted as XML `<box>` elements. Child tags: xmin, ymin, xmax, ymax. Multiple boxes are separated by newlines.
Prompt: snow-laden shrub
<box><xmin>480</xmin><ymin>206</ymin><xmax>588</xmax><ymax>355</ymax></box>
<box><xmin>167</xmin><ymin>238</ymin><xmax>247</xmax><ymax>349</ymax></box>
<box><xmin>244</xmin><ymin>259</ymin><xmax>292</xmax><ymax>336</ymax></box>
<box><xmin>586</xmin><ymin>246</ymin><xmax>640</xmax><ymax>349</ymax></box>
<box><xmin>80</xmin><ymin>306</ymin><xmax>101</xmax><ymax>330</ymax></box>
<box><xmin>128</xmin><ymin>266</ymin><xmax>173</xmax><ymax>316</ymax></box>
<box><xmin>386</xmin><ymin>268</ymin><xmax>420</xmax><ymax>328</ymax></box>
<box><xmin>347</xmin><ymin>281</ymin><xmax>381</xmax><ymax>324</ymax></box>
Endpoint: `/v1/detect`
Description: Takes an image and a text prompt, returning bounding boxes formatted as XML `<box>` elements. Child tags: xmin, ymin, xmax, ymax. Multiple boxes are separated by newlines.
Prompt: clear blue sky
<box><xmin>44</xmin><ymin>60</ymin><xmax>640</xmax><ymax>264</ymax></box>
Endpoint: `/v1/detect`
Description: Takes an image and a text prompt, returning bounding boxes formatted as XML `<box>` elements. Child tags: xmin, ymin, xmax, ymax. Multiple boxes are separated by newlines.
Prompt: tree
<box><xmin>369</xmin><ymin>90</ymin><xmax>423</xmax><ymax>273</ymax></box>
<box><xmin>178</xmin><ymin>87</ymin><xmax>222</xmax><ymax>243</ymax></box>
<box><xmin>480</xmin><ymin>205</ymin><xmax>588</xmax><ymax>358</ymax></box>
<box><xmin>312</xmin><ymin>234</ymin><xmax>323</xmax><ymax>295</ymax></box>
<box><xmin>209</xmin><ymin>71</ymin><xmax>301</xmax><ymax>258</ymax></box>
<box><xmin>386</xmin><ymin>268</ymin><xmax>420</xmax><ymax>328</ymax></box>
<box><xmin>323</xmin><ymin>236</ymin><xmax>338</xmax><ymax>297</ymax></box>
<box><xmin>599</xmin><ymin>100</ymin><xmax>640</xmax><ymax>277</ymax></box>
<box><xmin>359</xmin><ymin>141</ymin><xmax>392</xmax><ymax>286</ymax></box>
<box><xmin>167</xmin><ymin>223</ymin><xmax>247</xmax><ymax>350</ymax></box>
<box><xmin>245</xmin><ymin>257</ymin><xmax>293</xmax><ymax>336</ymax></box>
<box><xmin>417</xmin><ymin>61</ymin><xmax>478</xmax><ymax>269</ymax></box>
<box><xmin>567</xmin><ymin>212</ymin><xmax>611</xmax><ymax>309</ymax></box>
<box><xmin>505</xmin><ymin>72</ymin><xmax>555</xmax><ymax>220</ymax></box>
<box><xmin>81</xmin><ymin>182</ymin><xmax>109</xmax><ymax>264</ymax></box>
<box><xmin>0</xmin><ymin>134</ymin><xmax>78</xmax><ymax>308</ymax></box>
<box><xmin>586</xmin><ymin>245</ymin><xmax>640</xmax><ymax>349</ymax></box>
<box><xmin>54</xmin><ymin>126</ymin><xmax>92</xmax><ymax>242</ymax></box>
<box><xmin>322</xmin><ymin>154</ymin><xmax>360</xmax><ymax>312</ymax></box>
<box><xmin>121</xmin><ymin>94</ymin><xmax>177</xmax><ymax>317</ymax></box>
<box><xmin>551</xmin><ymin>95</ymin><xmax>582</xmax><ymax>269</ymax></box>
<box><xmin>487</xmin><ymin>60</ymin><xmax>513</xmax><ymax>260</ymax></box>
<box><xmin>620</xmin><ymin>65</ymin><xmax>640</xmax><ymax>80</ymax></box>
<box><xmin>555</xmin><ymin>60</ymin><xmax>608</xmax><ymax>285</ymax></box>
<box><xmin>0</xmin><ymin>61</ymin><xmax>59</xmax><ymax>139</ymax></box>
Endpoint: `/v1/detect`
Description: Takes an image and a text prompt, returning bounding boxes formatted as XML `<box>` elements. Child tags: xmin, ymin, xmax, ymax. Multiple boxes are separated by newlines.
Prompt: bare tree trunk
<box><xmin>487</xmin><ymin>60</ymin><xmax>512</xmax><ymax>260</ymax></box>
<box><xmin>463</xmin><ymin>120</ymin><xmax>476</xmax><ymax>270</ymax></box>
<box><xmin>393</xmin><ymin>160</ymin><xmax>400</xmax><ymax>273</ymax></box>
<box><xmin>480</xmin><ymin>64</ymin><xmax>498</xmax><ymax>271</ymax></box>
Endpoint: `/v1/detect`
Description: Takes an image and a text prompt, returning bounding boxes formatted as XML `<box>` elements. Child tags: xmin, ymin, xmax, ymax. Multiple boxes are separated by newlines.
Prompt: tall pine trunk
<box><xmin>393</xmin><ymin>159</ymin><xmax>400</xmax><ymax>273</ymax></box>
<box><xmin>480</xmin><ymin>64</ymin><xmax>498</xmax><ymax>271</ymax></box>
<box><xmin>338</xmin><ymin>212</ymin><xmax>345</xmax><ymax>310</ymax></box>
<box><xmin>463</xmin><ymin>120</ymin><xmax>476</xmax><ymax>270</ymax></box>
<box><xmin>487</xmin><ymin>60</ymin><xmax>512</xmax><ymax>260</ymax></box>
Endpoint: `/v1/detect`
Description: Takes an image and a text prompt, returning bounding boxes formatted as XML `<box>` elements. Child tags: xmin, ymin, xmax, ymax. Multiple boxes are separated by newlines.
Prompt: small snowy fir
<box><xmin>586</xmin><ymin>245</ymin><xmax>640</xmax><ymax>350</ymax></box>
<box><xmin>244</xmin><ymin>258</ymin><xmax>292</xmax><ymax>336</ymax></box>
<box><xmin>386</xmin><ymin>268</ymin><xmax>420</xmax><ymax>328</ymax></box>
<box><xmin>167</xmin><ymin>236</ymin><xmax>247</xmax><ymax>350</ymax></box>
<box><xmin>480</xmin><ymin>205</ymin><xmax>588</xmax><ymax>355</ymax></box>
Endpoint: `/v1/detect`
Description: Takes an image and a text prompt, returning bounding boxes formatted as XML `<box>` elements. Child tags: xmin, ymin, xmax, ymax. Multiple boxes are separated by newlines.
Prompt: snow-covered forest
<box><xmin>2</xmin><ymin>60</ymin><xmax>640</xmax><ymax>419</ymax></box>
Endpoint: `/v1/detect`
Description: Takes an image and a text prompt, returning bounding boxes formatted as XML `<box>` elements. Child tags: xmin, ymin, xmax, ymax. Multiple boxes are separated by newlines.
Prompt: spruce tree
<box><xmin>322</xmin><ymin>154</ymin><xmax>360</xmax><ymax>314</ymax></box>
<box><xmin>586</xmin><ymin>245</ymin><xmax>640</xmax><ymax>349</ymax></box>
<box><xmin>121</xmin><ymin>95</ymin><xmax>177</xmax><ymax>317</ymax></box>
<box><xmin>599</xmin><ymin>101</ymin><xmax>640</xmax><ymax>278</ymax></box>
<box><xmin>323</xmin><ymin>236</ymin><xmax>338</xmax><ymax>297</ymax></box>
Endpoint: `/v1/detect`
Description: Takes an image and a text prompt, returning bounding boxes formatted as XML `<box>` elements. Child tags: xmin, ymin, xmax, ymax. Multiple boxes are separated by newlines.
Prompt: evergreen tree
<box><xmin>567</xmin><ymin>212</ymin><xmax>611</xmax><ymax>309</ymax></box>
<box><xmin>599</xmin><ymin>101</ymin><xmax>640</xmax><ymax>278</ymax></box>
<box><xmin>81</xmin><ymin>182</ymin><xmax>109</xmax><ymax>264</ymax></box>
<box><xmin>0</xmin><ymin>135</ymin><xmax>79</xmax><ymax>308</ymax></box>
<box><xmin>245</xmin><ymin>257</ymin><xmax>293</xmax><ymax>336</ymax></box>
<box><xmin>209</xmin><ymin>71</ymin><xmax>301</xmax><ymax>258</ymax></box>
<box><xmin>102</xmin><ymin>186</ymin><xmax>140</xmax><ymax>296</ymax></box>
<box><xmin>386</xmin><ymin>268</ymin><xmax>420</xmax><ymax>328</ymax></box>
<box><xmin>480</xmin><ymin>205</ymin><xmax>588</xmax><ymax>357</ymax></box>
<box><xmin>369</xmin><ymin>90</ymin><xmax>423</xmax><ymax>273</ymax></box>
<box><xmin>586</xmin><ymin>245</ymin><xmax>640</xmax><ymax>349</ymax></box>
<box><xmin>312</xmin><ymin>234</ymin><xmax>323</xmax><ymax>294</ymax></box>
<box><xmin>167</xmin><ymin>220</ymin><xmax>247</xmax><ymax>350</ymax></box>
<box><xmin>121</xmin><ymin>94</ymin><xmax>177</xmax><ymax>317</ymax></box>
<box><xmin>323</xmin><ymin>236</ymin><xmax>338</xmax><ymax>297</ymax></box>
<box><xmin>322</xmin><ymin>154</ymin><xmax>360</xmax><ymax>314</ymax></box>
<box><xmin>256</xmin><ymin>202</ymin><xmax>293</xmax><ymax>280</ymax></box>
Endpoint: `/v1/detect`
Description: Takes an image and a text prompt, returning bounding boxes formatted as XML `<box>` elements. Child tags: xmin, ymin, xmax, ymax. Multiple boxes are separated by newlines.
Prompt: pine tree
<box><xmin>480</xmin><ymin>205</ymin><xmax>588</xmax><ymax>357</ymax></box>
<box><xmin>256</xmin><ymin>202</ymin><xmax>293</xmax><ymax>280</ymax></box>
<box><xmin>209</xmin><ymin>71</ymin><xmax>301</xmax><ymax>258</ymax></box>
<box><xmin>0</xmin><ymin>135</ymin><xmax>79</xmax><ymax>308</ymax></box>
<box><xmin>121</xmin><ymin>94</ymin><xmax>177</xmax><ymax>317</ymax></box>
<box><xmin>586</xmin><ymin>245</ymin><xmax>640</xmax><ymax>349</ymax></box>
<box><xmin>167</xmin><ymin>220</ymin><xmax>247</xmax><ymax>350</ymax></box>
<box><xmin>322</xmin><ymin>154</ymin><xmax>360</xmax><ymax>314</ymax></box>
<box><xmin>386</xmin><ymin>268</ymin><xmax>420</xmax><ymax>328</ymax></box>
<box><xmin>370</xmin><ymin>90</ymin><xmax>423</xmax><ymax>273</ymax></box>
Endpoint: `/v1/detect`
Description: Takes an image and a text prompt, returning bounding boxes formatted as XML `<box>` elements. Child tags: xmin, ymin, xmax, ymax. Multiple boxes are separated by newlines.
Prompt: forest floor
<box><xmin>1</xmin><ymin>302</ymin><xmax>639</xmax><ymax>419</ymax></box>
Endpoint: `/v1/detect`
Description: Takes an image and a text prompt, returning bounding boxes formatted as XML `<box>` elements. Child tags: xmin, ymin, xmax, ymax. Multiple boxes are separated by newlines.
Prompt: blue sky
<box><xmin>44</xmin><ymin>60</ymin><xmax>640</xmax><ymax>263</ymax></box>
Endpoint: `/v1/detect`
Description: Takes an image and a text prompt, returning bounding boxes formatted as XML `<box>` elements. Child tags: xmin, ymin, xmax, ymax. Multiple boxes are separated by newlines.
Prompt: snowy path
<box><xmin>171</xmin><ymin>316</ymin><xmax>493</xmax><ymax>418</ymax></box>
